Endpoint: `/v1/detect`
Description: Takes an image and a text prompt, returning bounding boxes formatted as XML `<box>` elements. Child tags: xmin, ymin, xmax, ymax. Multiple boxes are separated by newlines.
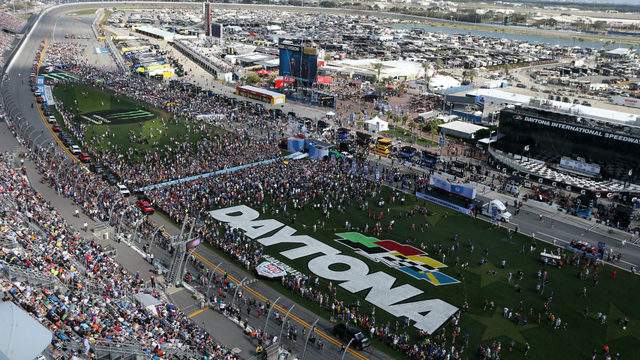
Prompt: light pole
<box><xmin>231</xmin><ymin>277</ymin><xmax>247</xmax><ymax>309</ymax></box>
<box><xmin>132</xmin><ymin>219</ymin><xmax>142</xmax><ymax>243</ymax></box>
<box><xmin>95</xmin><ymin>186</ymin><xmax>109</xmax><ymax>205</ymax></box>
<box><xmin>264</xmin><ymin>296</ymin><xmax>281</xmax><ymax>334</ymax></box>
<box><xmin>341</xmin><ymin>338</ymin><xmax>355</xmax><ymax>360</ymax></box>
<box><xmin>150</xmin><ymin>225</ymin><xmax>164</xmax><ymax>247</ymax></box>
<box><xmin>206</xmin><ymin>262</ymin><xmax>222</xmax><ymax>299</ymax></box>
<box><xmin>278</xmin><ymin>304</ymin><xmax>295</xmax><ymax>344</ymax></box>
<box><xmin>302</xmin><ymin>318</ymin><xmax>319</xmax><ymax>360</ymax></box>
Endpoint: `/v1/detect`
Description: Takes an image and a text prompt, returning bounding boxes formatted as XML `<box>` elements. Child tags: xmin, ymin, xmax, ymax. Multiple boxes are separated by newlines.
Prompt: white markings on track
<box><xmin>537</xmin><ymin>232</ymin><xmax>570</xmax><ymax>245</ymax></box>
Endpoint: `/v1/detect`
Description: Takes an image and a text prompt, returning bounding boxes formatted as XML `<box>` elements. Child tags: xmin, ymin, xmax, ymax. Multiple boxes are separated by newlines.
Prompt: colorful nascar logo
<box><xmin>335</xmin><ymin>232</ymin><xmax>460</xmax><ymax>286</ymax></box>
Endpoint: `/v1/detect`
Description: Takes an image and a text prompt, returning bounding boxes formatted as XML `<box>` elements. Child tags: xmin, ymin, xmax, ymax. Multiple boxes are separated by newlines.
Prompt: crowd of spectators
<box><xmin>0</xmin><ymin>151</ymin><xmax>239</xmax><ymax>359</ymax></box>
<box><xmin>0</xmin><ymin>10</ymin><xmax>25</xmax><ymax>33</ymax></box>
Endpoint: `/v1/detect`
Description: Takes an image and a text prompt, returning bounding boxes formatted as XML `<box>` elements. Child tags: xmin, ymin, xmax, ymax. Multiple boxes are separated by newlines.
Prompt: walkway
<box><xmin>137</xmin><ymin>152</ymin><xmax>304</xmax><ymax>192</ymax></box>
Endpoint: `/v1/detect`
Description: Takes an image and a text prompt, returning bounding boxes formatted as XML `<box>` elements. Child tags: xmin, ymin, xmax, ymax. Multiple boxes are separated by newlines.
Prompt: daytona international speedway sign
<box><xmin>209</xmin><ymin>205</ymin><xmax>459</xmax><ymax>334</ymax></box>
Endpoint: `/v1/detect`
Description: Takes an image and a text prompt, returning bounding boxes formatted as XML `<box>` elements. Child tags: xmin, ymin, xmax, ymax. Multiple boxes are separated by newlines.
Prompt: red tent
<box><xmin>317</xmin><ymin>75</ymin><xmax>333</xmax><ymax>85</ymax></box>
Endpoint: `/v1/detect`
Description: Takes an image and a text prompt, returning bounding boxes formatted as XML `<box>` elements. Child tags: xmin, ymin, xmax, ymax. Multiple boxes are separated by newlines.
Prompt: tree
<box><xmin>422</xmin><ymin>62</ymin><xmax>432</xmax><ymax>91</ymax></box>
<box><xmin>435</xmin><ymin>58</ymin><xmax>444</xmax><ymax>71</ymax></box>
<box><xmin>462</xmin><ymin>69</ymin><xmax>477</xmax><ymax>84</ymax></box>
<box><xmin>245</xmin><ymin>72</ymin><xmax>260</xmax><ymax>85</ymax></box>
<box><xmin>372</xmin><ymin>62</ymin><xmax>383</xmax><ymax>83</ymax></box>
<box><xmin>319</xmin><ymin>0</ymin><xmax>336</xmax><ymax>8</ymax></box>
<box><xmin>593</xmin><ymin>21</ymin><xmax>608</xmax><ymax>31</ymax></box>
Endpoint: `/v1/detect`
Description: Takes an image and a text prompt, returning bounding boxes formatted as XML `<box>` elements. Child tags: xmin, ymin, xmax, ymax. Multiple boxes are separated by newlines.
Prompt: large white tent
<box><xmin>364</xmin><ymin>116</ymin><xmax>389</xmax><ymax>132</ymax></box>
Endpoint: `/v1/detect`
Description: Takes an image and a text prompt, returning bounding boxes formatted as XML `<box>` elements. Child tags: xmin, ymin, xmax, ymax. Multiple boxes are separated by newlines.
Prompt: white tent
<box><xmin>364</xmin><ymin>116</ymin><xmax>389</xmax><ymax>132</ymax></box>
<box><xmin>135</xmin><ymin>292</ymin><xmax>162</xmax><ymax>316</ymax></box>
<box><xmin>0</xmin><ymin>302</ymin><xmax>52</xmax><ymax>360</ymax></box>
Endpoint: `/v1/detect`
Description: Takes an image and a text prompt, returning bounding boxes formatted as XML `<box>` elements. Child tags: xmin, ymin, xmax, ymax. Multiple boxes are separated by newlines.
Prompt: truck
<box><xmin>481</xmin><ymin>199</ymin><xmax>512</xmax><ymax>222</ymax></box>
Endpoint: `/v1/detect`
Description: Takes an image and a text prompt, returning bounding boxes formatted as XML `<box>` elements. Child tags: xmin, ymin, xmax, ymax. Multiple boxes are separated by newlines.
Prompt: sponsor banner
<box><xmin>44</xmin><ymin>85</ymin><xmax>55</xmax><ymax>106</ymax></box>
<box><xmin>256</xmin><ymin>261</ymin><xmax>287</xmax><ymax>279</ymax></box>
<box><xmin>520</xmin><ymin>115</ymin><xmax>640</xmax><ymax>145</ymax></box>
<box><xmin>612</xmin><ymin>96</ymin><xmax>640</xmax><ymax>109</ymax></box>
<box><xmin>559</xmin><ymin>156</ymin><xmax>600</xmax><ymax>176</ymax></box>
<box><xmin>186</xmin><ymin>238</ymin><xmax>201</xmax><ymax>250</ymax></box>
<box><xmin>429</xmin><ymin>174</ymin><xmax>476</xmax><ymax>200</ymax></box>
<box><xmin>209</xmin><ymin>205</ymin><xmax>460</xmax><ymax>334</ymax></box>
<box><xmin>416</xmin><ymin>192</ymin><xmax>472</xmax><ymax>215</ymax></box>
<box><xmin>335</xmin><ymin>232</ymin><xmax>459</xmax><ymax>286</ymax></box>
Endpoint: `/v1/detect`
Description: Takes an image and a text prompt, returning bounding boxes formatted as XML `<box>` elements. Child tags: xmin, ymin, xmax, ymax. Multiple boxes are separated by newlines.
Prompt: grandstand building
<box><xmin>491</xmin><ymin>101</ymin><xmax>640</xmax><ymax>194</ymax></box>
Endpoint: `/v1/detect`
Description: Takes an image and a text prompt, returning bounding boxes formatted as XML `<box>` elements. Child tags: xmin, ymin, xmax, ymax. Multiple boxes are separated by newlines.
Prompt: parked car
<box><xmin>51</xmin><ymin>125</ymin><xmax>61</xmax><ymax>132</ymax></box>
<box><xmin>79</xmin><ymin>153</ymin><xmax>91</xmax><ymax>163</ymax></box>
<box><xmin>89</xmin><ymin>163</ymin><xmax>105</xmax><ymax>174</ymax></box>
<box><xmin>332</xmin><ymin>323</ymin><xmax>370</xmax><ymax>350</ymax></box>
<box><xmin>103</xmin><ymin>172</ymin><xmax>118</xmax><ymax>185</ymax></box>
<box><xmin>136</xmin><ymin>200</ymin><xmax>155</xmax><ymax>215</ymax></box>
<box><xmin>117</xmin><ymin>183</ymin><xmax>130</xmax><ymax>197</ymax></box>
<box><xmin>70</xmin><ymin>145</ymin><xmax>81</xmax><ymax>155</ymax></box>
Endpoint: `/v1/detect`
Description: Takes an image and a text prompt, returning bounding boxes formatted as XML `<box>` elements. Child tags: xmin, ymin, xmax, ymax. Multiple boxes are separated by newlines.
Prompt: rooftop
<box><xmin>469</xmin><ymin>88</ymin><xmax>640</xmax><ymax>127</ymax></box>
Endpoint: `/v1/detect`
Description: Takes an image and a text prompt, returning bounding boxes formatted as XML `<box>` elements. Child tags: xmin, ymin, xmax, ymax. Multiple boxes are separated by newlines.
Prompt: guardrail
<box><xmin>91</xmin><ymin>8</ymin><xmax>101</xmax><ymax>39</ymax></box>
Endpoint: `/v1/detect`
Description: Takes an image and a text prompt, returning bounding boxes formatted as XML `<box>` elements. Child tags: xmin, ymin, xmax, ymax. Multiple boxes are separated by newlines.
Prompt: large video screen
<box><xmin>211</xmin><ymin>23</ymin><xmax>223</xmax><ymax>39</ymax></box>
<box><xmin>279</xmin><ymin>44</ymin><xmax>317</xmax><ymax>85</ymax></box>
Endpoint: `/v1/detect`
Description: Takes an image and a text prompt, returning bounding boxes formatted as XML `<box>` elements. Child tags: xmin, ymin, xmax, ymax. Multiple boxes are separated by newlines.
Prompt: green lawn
<box><xmin>218</xmin><ymin>186</ymin><xmax>640</xmax><ymax>360</ymax></box>
<box><xmin>53</xmin><ymin>84</ymin><xmax>205</xmax><ymax>156</ymax></box>
<box><xmin>382</xmin><ymin>126</ymin><xmax>438</xmax><ymax>148</ymax></box>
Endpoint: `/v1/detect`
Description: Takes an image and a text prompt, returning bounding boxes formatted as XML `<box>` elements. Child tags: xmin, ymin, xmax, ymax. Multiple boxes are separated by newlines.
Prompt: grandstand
<box><xmin>0</xmin><ymin>154</ymin><xmax>233</xmax><ymax>359</ymax></box>
<box><xmin>493</xmin><ymin>103</ymin><xmax>640</xmax><ymax>193</ymax></box>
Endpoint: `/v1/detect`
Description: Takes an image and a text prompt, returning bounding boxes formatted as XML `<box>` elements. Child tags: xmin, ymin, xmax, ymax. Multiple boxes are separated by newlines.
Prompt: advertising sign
<box><xmin>519</xmin><ymin>115</ymin><xmax>640</xmax><ymax>145</ymax></box>
<box><xmin>209</xmin><ymin>205</ymin><xmax>459</xmax><ymax>335</ymax></box>
<box><xmin>256</xmin><ymin>261</ymin><xmax>287</xmax><ymax>279</ymax></box>
<box><xmin>429</xmin><ymin>174</ymin><xmax>476</xmax><ymax>200</ymax></box>
<box><xmin>211</xmin><ymin>23</ymin><xmax>223</xmax><ymax>39</ymax></box>
<box><xmin>559</xmin><ymin>156</ymin><xmax>601</xmax><ymax>176</ymax></box>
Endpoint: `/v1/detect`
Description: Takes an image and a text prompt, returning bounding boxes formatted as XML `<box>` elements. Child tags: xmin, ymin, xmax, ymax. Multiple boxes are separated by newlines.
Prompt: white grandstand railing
<box><xmin>489</xmin><ymin>147</ymin><xmax>640</xmax><ymax>193</ymax></box>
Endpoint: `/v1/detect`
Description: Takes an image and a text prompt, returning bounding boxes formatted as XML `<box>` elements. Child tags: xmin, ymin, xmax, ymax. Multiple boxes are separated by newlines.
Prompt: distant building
<box><xmin>204</xmin><ymin>2</ymin><xmax>212</xmax><ymax>36</ymax></box>
<box><xmin>604</xmin><ymin>48</ymin><xmax>631</xmax><ymax>59</ymax></box>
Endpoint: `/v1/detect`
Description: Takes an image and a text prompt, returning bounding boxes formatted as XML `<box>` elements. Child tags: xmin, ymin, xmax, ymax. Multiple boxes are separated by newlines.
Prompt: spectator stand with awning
<box><xmin>0</xmin><ymin>302</ymin><xmax>52</xmax><ymax>360</ymax></box>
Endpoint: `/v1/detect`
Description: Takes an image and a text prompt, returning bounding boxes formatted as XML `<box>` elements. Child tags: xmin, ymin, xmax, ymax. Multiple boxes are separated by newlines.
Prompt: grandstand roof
<box><xmin>0</xmin><ymin>302</ymin><xmax>52</xmax><ymax>360</ymax></box>
<box><xmin>469</xmin><ymin>88</ymin><xmax>640</xmax><ymax>127</ymax></box>
<box><xmin>136</xmin><ymin>26</ymin><xmax>177</xmax><ymax>41</ymax></box>
<box><xmin>439</xmin><ymin>120</ymin><xmax>487</xmax><ymax>139</ymax></box>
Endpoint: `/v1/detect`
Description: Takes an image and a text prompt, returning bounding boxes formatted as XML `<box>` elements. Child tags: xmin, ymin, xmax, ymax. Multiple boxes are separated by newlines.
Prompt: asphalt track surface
<box><xmin>2</xmin><ymin>2</ymin><xmax>639</xmax><ymax>360</ymax></box>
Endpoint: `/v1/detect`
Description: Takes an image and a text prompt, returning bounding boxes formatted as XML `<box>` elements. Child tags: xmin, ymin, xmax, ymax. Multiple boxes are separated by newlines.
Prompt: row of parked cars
<box><xmin>31</xmin><ymin>71</ymin><xmax>155</xmax><ymax>216</ymax></box>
